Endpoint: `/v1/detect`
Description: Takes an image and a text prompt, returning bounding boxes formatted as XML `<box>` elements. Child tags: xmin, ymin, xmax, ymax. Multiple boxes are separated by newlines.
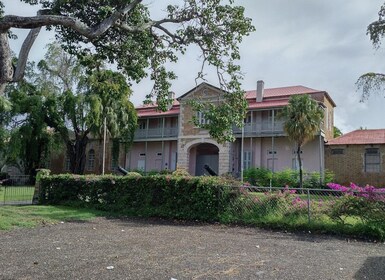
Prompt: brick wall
<box><xmin>325</xmin><ymin>144</ymin><xmax>385</xmax><ymax>187</ymax></box>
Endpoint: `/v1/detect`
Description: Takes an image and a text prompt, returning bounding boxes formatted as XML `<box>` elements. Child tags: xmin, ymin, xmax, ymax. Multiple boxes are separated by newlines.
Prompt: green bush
<box><xmin>243</xmin><ymin>167</ymin><xmax>334</xmax><ymax>189</ymax></box>
<box><xmin>125</xmin><ymin>172</ymin><xmax>142</xmax><ymax>177</ymax></box>
<box><xmin>272</xmin><ymin>169</ymin><xmax>299</xmax><ymax>188</ymax></box>
<box><xmin>39</xmin><ymin>174</ymin><xmax>236</xmax><ymax>221</ymax></box>
<box><xmin>172</xmin><ymin>168</ymin><xmax>191</xmax><ymax>177</ymax></box>
<box><xmin>243</xmin><ymin>168</ymin><xmax>272</xmax><ymax>186</ymax></box>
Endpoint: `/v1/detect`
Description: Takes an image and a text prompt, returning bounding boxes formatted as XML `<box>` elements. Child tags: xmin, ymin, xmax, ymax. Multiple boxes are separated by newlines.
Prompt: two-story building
<box><xmin>125</xmin><ymin>81</ymin><xmax>336</xmax><ymax>176</ymax></box>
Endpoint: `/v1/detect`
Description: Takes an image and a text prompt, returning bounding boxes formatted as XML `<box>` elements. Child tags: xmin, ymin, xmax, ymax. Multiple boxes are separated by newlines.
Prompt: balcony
<box><xmin>134</xmin><ymin>126</ymin><xmax>179</xmax><ymax>140</ymax></box>
<box><xmin>233</xmin><ymin>120</ymin><xmax>285</xmax><ymax>137</ymax></box>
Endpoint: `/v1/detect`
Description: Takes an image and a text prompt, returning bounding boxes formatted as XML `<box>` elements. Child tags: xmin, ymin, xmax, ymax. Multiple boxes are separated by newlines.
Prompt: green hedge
<box><xmin>39</xmin><ymin>174</ymin><xmax>238</xmax><ymax>221</ymax></box>
<box><xmin>243</xmin><ymin>167</ymin><xmax>335</xmax><ymax>188</ymax></box>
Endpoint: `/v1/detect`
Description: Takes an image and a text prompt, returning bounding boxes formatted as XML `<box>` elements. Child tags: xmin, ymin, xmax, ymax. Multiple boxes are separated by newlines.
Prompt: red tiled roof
<box><xmin>327</xmin><ymin>129</ymin><xmax>385</xmax><ymax>145</ymax></box>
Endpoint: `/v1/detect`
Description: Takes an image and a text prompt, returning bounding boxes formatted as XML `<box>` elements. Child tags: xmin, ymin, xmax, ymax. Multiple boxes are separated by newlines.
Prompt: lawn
<box><xmin>0</xmin><ymin>205</ymin><xmax>104</xmax><ymax>230</ymax></box>
<box><xmin>0</xmin><ymin>186</ymin><xmax>35</xmax><ymax>203</ymax></box>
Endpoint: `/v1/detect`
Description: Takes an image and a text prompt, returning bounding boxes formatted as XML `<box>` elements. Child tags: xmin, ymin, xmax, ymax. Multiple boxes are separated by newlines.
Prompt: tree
<box><xmin>0</xmin><ymin>0</ymin><xmax>255</xmax><ymax>142</ymax></box>
<box><xmin>333</xmin><ymin>126</ymin><xmax>343</xmax><ymax>138</ymax></box>
<box><xmin>4</xmin><ymin>77</ymin><xmax>62</xmax><ymax>179</ymax></box>
<box><xmin>38</xmin><ymin>43</ymin><xmax>137</xmax><ymax>174</ymax></box>
<box><xmin>357</xmin><ymin>3</ymin><xmax>385</xmax><ymax>99</ymax></box>
<box><xmin>278</xmin><ymin>95</ymin><xmax>324</xmax><ymax>189</ymax></box>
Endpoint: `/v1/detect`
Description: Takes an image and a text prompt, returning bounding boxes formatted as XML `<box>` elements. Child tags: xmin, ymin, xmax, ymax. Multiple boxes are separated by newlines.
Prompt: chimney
<box><xmin>256</xmin><ymin>80</ymin><xmax>264</xmax><ymax>102</ymax></box>
<box><xmin>168</xmin><ymin>91</ymin><xmax>175</xmax><ymax>100</ymax></box>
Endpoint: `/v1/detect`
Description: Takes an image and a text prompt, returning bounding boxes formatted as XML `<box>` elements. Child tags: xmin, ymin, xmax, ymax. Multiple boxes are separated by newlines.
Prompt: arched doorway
<box><xmin>189</xmin><ymin>143</ymin><xmax>219</xmax><ymax>176</ymax></box>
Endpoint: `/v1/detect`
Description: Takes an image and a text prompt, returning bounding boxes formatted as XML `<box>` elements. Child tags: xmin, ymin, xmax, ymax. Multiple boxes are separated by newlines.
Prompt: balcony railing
<box><xmin>233</xmin><ymin>121</ymin><xmax>285</xmax><ymax>136</ymax></box>
<box><xmin>134</xmin><ymin>126</ymin><xmax>178</xmax><ymax>140</ymax></box>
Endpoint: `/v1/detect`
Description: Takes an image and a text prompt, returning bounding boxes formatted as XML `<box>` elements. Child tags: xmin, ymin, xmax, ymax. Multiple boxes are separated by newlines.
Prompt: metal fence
<box><xmin>0</xmin><ymin>176</ymin><xmax>35</xmax><ymax>205</ymax></box>
<box><xmin>0</xmin><ymin>186</ymin><xmax>35</xmax><ymax>205</ymax></box>
<box><xmin>221</xmin><ymin>186</ymin><xmax>385</xmax><ymax>225</ymax></box>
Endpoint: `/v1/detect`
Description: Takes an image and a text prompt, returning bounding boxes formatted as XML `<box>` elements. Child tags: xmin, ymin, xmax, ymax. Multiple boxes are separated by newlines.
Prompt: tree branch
<box><xmin>0</xmin><ymin>0</ymin><xmax>143</xmax><ymax>40</ymax></box>
<box><xmin>13</xmin><ymin>26</ymin><xmax>41</xmax><ymax>82</ymax></box>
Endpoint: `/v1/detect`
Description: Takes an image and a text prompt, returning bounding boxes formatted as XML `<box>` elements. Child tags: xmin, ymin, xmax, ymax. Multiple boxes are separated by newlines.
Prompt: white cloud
<box><xmin>3</xmin><ymin>0</ymin><xmax>385</xmax><ymax>132</ymax></box>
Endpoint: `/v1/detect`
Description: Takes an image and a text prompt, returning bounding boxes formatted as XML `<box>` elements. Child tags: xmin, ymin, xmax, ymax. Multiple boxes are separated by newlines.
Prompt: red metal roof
<box><xmin>245</xmin><ymin>85</ymin><xmax>321</xmax><ymax>99</ymax></box>
<box><xmin>137</xmin><ymin>105</ymin><xmax>180</xmax><ymax>117</ymax></box>
<box><xmin>327</xmin><ymin>129</ymin><xmax>385</xmax><ymax>145</ymax></box>
<box><xmin>248</xmin><ymin>99</ymin><xmax>289</xmax><ymax>109</ymax></box>
<box><xmin>135</xmin><ymin>83</ymin><xmax>333</xmax><ymax>117</ymax></box>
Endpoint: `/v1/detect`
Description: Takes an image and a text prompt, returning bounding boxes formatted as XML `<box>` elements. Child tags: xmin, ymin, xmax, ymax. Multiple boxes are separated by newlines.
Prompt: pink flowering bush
<box><xmin>327</xmin><ymin>182</ymin><xmax>385</xmax><ymax>227</ymax></box>
<box><xmin>327</xmin><ymin>182</ymin><xmax>385</xmax><ymax>202</ymax></box>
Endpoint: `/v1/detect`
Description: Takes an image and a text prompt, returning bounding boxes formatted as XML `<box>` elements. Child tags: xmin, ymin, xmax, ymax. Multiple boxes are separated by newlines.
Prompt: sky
<box><xmin>3</xmin><ymin>0</ymin><xmax>385</xmax><ymax>134</ymax></box>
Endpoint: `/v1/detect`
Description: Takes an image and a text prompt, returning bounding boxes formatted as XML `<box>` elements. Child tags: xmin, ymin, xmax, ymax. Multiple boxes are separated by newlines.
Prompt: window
<box><xmin>331</xmin><ymin>148</ymin><xmax>344</xmax><ymax>155</ymax></box>
<box><xmin>87</xmin><ymin>149</ymin><xmax>95</xmax><ymax>171</ymax></box>
<box><xmin>64</xmin><ymin>154</ymin><xmax>71</xmax><ymax>171</ymax></box>
<box><xmin>196</xmin><ymin>111</ymin><xmax>209</xmax><ymax>125</ymax></box>
<box><xmin>138</xmin><ymin>121</ymin><xmax>146</xmax><ymax>130</ymax></box>
<box><xmin>243</xmin><ymin>151</ymin><xmax>252</xmax><ymax>170</ymax></box>
<box><xmin>365</xmin><ymin>148</ymin><xmax>380</xmax><ymax>173</ymax></box>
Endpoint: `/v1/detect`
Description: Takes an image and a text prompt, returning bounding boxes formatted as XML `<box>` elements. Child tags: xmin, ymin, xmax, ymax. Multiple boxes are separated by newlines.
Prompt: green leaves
<box><xmin>279</xmin><ymin>95</ymin><xmax>324</xmax><ymax>147</ymax></box>
<box><xmin>357</xmin><ymin>4</ymin><xmax>385</xmax><ymax>100</ymax></box>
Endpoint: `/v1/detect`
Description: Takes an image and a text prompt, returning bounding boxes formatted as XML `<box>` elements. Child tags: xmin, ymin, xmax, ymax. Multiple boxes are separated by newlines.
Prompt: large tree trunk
<box><xmin>67</xmin><ymin>133</ymin><xmax>89</xmax><ymax>174</ymax></box>
<box><xmin>0</xmin><ymin>32</ymin><xmax>13</xmax><ymax>94</ymax></box>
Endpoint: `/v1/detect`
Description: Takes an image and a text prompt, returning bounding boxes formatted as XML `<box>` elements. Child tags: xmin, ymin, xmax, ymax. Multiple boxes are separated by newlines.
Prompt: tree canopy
<box><xmin>357</xmin><ymin>2</ymin><xmax>385</xmax><ymax>100</ymax></box>
<box><xmin>279</xmin><ymin>94</ymin><xmax>324</xmax><ymax>189</ymax></box>
<box><xmin>0</xmin><ymin>0</ymin><xmax>255</xmax><ymax>142</ymax></box>
<box><xmin>1</xmin><ymin>42</ymin><xmax>137</xmax><ymax>175</ymax></box>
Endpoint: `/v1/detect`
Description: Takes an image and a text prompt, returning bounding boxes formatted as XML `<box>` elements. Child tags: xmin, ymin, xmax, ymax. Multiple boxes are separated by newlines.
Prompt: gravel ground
<box><xmin>0</xmin><ymin>217</ymin><xmax>384</xmax><ymax>280</ymax></box>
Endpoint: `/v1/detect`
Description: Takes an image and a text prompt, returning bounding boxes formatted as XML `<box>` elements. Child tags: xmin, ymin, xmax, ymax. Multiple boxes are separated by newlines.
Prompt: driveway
<box><xmin>0</xmin><ymin>217</ymin><xmax>384</xmax><ymax>279</ymax></box>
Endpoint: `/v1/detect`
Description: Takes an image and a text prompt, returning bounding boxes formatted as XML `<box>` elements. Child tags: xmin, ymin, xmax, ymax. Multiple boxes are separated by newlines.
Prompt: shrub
<box><xmin>272</xmin><ymin>169</ymin><xmax>298</xmax><ymax>188</ymax></box>
<box><xmin>243</xmin><ymin>167</ymin><xmax>272</xmax><ymax>186</ymax></box>
<box><xmin>172</xmin><ymin>168</ymin><xmax>191</xmax><ymax>177</ymax></box>
<box><xmin>39</xmin><ymin>174</ymin><xmax>237</xmax><ymax>221</ymax></box>
<box><xmin>125</xmin><ymin>172</ymin><xmax>142</xmax><ymax>177</ymax></box>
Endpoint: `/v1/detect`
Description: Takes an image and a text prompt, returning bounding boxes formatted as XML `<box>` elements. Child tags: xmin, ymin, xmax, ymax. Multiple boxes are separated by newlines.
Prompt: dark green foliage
<box><xmin>243</xmin><ymin>168</ymin><xmax>334</xmax><ymax>188</ymax></box>
<box><xmin>39</xmin><ymin>174</ymin><xmax>236</xmax><ymax>221</ymax></box>
<box><xmin>243</xmin><ymin>167</ymin><xmax>272</xmax><ymax>186</ymax></box>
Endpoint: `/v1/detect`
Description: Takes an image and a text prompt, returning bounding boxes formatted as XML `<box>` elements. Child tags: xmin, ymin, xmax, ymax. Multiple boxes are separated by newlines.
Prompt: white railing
<box><xmin>134</xmin><ymin>126</ymin><xmax>178</xmax><ymax>139</ymax></box>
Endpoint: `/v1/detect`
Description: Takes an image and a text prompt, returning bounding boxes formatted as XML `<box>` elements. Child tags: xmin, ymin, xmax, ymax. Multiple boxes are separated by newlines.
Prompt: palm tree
<box><xmin>278</xmin><ymin>94</ymin><xmax>324</xmax><ymax>189</ymax></box>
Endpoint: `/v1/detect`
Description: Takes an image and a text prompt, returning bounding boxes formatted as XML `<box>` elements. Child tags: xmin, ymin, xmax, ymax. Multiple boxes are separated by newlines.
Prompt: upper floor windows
<box><xmin>196</xmin><ymin>111</ymin><xmax>210</xmax><ymax>125</ymax></box>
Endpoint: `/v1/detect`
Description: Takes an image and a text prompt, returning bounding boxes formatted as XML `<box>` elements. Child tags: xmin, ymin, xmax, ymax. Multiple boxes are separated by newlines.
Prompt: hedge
<box><xmin>39</xmin><ymin>174</ymin><xmax>239</xmax><ymax>221</ymax></box>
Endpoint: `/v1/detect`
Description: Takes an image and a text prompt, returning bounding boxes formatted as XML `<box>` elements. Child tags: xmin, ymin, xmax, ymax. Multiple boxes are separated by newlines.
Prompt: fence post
<box><xmin>307</xmin><ymin>189</ymin><xmax>311</xmax><ymax>223</ymax></box>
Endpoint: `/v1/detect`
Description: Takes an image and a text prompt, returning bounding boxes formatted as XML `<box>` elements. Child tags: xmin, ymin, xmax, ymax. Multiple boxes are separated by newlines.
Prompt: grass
<box><xmin>0</xmin><ymin>186</ymin><xmax>35</xmax><ymax>202</ymax></box>
<box><xmin>0</xmin><ymin>205</ymin><xmax>104</xmax><ymax>230</ymax></box>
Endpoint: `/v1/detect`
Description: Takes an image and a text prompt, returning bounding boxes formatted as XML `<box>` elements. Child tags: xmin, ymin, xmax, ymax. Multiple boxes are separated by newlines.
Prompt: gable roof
<box><xmin>327</xmin><ymin>129</ymin><xmax>385</xmax><ymax>145</ymax></box>
<box><xmin>135</xmin><ymin>82</ymin><xmax>335</xmax><ymax>117</ymax></box>
<box><xmin>177</xmin><ymin>82</ymin><xmax>225</xmax><ymax>101</ymax></box>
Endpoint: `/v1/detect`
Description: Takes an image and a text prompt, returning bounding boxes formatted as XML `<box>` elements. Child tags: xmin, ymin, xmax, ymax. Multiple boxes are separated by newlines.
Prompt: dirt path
<box><xmin>0</xmin><ymin>217</ymin><xmax>384</xmax><ymax>280</ymax></box>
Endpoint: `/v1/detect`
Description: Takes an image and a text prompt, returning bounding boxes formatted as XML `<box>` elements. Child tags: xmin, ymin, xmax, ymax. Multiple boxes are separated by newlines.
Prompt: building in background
<box><xmin>128</xmin><ymin>81</ymin><xmax>335</xmax><ymax>176</ymax></box>
<box><xmin>325</xmin><ymin>129</ymin><xmax>385</xmax><ymax>187</ymax></box>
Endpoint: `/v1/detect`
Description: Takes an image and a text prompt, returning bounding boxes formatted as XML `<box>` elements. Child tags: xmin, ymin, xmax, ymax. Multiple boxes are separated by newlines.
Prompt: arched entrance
<box><xmin>189</xmin><ymin>143</ymin><xmax>219</xmax><ymax>176</ymax></box>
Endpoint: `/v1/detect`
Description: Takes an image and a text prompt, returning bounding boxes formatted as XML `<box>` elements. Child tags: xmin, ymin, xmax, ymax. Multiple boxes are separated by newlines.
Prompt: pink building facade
<box><xmin>128</xmin><ymin>81</ymin><xmax>336</xmax><ymax>176</ymax></box>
